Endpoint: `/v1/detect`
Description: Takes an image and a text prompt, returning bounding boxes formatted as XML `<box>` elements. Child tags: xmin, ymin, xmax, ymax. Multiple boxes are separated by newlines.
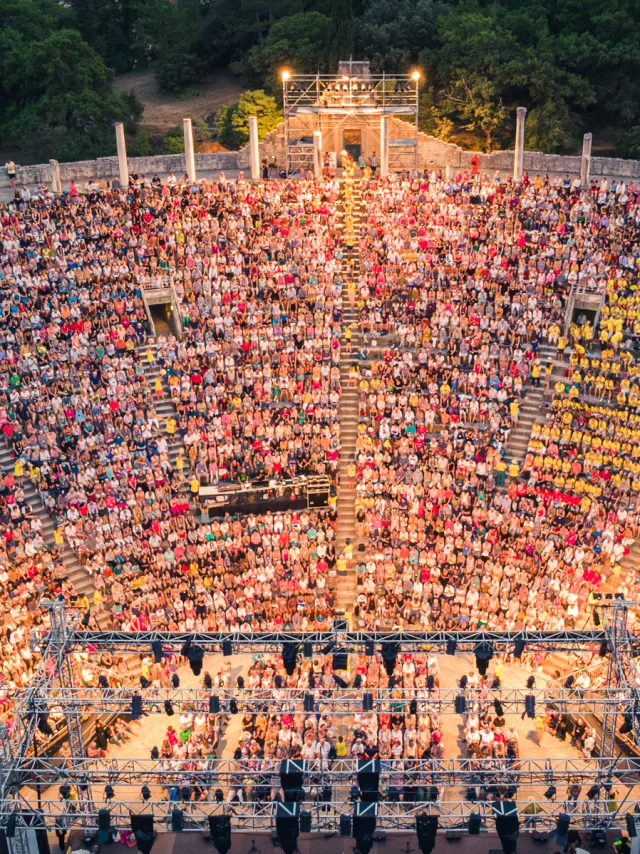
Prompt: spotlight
<box><xmin>599</xmin><ymin>640</ymin><xmax>609</xmax><ymax>657</ymax></box>
<box><xmin>349</xmin><ymin>785</ymin><xmax>360</xmax><ymax>802</ymax></box>
<box><xmin>466</xmin><ymin>787</ymin><xmax>477</xmax><ymax>803</ymax></box>
<box><xmin>104</xmin><ymin>785</ymin><xmax>115</xmax><ymax>801</ymax></box>
<box><xmin>426</xmin><ymin>786</ymin><xmax>439</xmax><ymax>803</ymax></box>
<box><xmin>381</xmin><ymin>642</ymin><xmax>399</xmax><ymax>677</ymax></box>
<box><xmin>593</xmin><ymin>609</ymin><xmax>601</xmax><ymax>626</ymax></box>
<box><xmin>526</xmin><ymin>675</ymin><xmax>536</xmax><ymax>689</ymax></box>
<box><xmin>59</xmin><ymin>785</ymin><xmax>71</xmax><ymax>800</ymax></box>
<box><xmin>621</xmin><ymin>714</ymin><xmax>633</xmax><ymax>734</ymax></box>
<box><xmin>141</xmin><ymin>785</ymin><xmax>151</xmax><ymax>801</ymax></box>
<box><xmin>494</xmin><ymin>699</ymin><xmax>504</xmax><ymax>717</ymax></box>
<box><xmin>416</xmin><ymin>814</ymin><xmax>438</xmax><ymax>854</ymax></box>
<box><xmin>208</xmin><ymin>815</ymin><xmax>231</xmax><ymax>854</ymax></box>
<box><xmin>544</xmin><ymin>786</ymin><xmax>556</xmax><ymax>801</ymax></box>
<box><xmin>172</xmin><ymin>673</ymin><xmax>180</xmax><ymax>688</ymax></box>
<box><xmin>164</xmin><ymin>700</ymin><xmax>174</xmax><ymax>716</ymax></box>
<box><xmin>215</xmin><ymin>789</ymin><xmax>224</xmax><ymax>803</ymax></box>
<box><xmin>565</xmin><ymin>675</ymin><xmax>575</xmax><ymax>689</ymax></box>
<box><xmin>505</xmin><ymin>786</ymin><xmax>518</xmax><ymax>799</ymax></box>
<box><xmin>410</xmin><ymin>699</ymin><xmax>418</xmax><ymax>715</ymax></box>
<box><xmin>586</xmin><ymin>785</ymin><xmax>600</xmax><ymax>800</ymax></box>
<box><xmin>222</xmin><ymin>639</ymin><xmax>232</xmax><ymax>656</ymax></box>
<box><xmin>229</xmin><ymin>698</ymin><xmax>238</xmax><ymax>715</ymax></box>
<box><xmin>474</xmin><ymin>642</ymin><xmax>493</xmax><ymax>675</ymax></box>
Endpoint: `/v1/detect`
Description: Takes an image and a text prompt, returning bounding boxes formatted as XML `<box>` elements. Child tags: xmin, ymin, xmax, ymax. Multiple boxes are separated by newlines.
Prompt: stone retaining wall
<box><xmin>3</xmin><ymin>121</ymin><xmax>640</xmax><ymax>189</ymax></box>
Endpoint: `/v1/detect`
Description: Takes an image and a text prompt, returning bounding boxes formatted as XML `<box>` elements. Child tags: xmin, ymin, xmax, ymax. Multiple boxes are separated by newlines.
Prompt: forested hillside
<box><xmin>1</xmin><ymin>0</ymin><xmax>640</xmax><ymax>160</ymax></box>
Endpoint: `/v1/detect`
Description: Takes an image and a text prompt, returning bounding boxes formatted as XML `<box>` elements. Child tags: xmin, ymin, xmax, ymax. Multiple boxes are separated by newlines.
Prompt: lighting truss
<box><xmin>1</xmin><ymin>600</ymin><xmax>637</xmax><ymax>836</ymax></box>
<box><xmin>32</xmin><ymin>626</ymin><xmax>610</xmax><ymax>655</ymax></box>
<box><xmin>9</xmin><ymin>756</ymin><xmax>640</xmax><ymax>787</ymax></box>
<box><xmin>14</xmin><ymin>686</ymin><xmax>627</xmax><ymax>716</ymax></box>
<box><xmin>2</xmin><ymin>793</ymin><xmax>636</xmax><ymax>834</ymax></box>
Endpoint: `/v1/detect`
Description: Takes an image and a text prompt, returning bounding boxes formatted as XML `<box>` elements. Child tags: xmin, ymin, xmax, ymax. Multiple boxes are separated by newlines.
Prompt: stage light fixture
<box><xmin>164</xmin><ymin>700</ymin><xmax>174</xmax><ymax>716</ymax></box>
<box><xmin>104</xmin><ymin>785</ymin><xmax>115</xmax><ymax>801</ymax></box>
<box><xmin>141</xmin><ymin>785</ymin><xmax>151</xmax><ymax>801</ymax></box>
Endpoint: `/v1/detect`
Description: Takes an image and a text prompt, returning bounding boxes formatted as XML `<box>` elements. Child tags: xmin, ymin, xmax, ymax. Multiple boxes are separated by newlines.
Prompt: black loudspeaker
<box><xmin>446</xmin><ymin>637</ymin><xmax>457</xmax><ymax>655</ymax></box>
<box><xmin>299</xmin><ymin>811</ymin><xmax>312</xmax><ymax>833</ymax></box>
<box><xmin>98</xmin><ymin>809</ymin><xmax>111</xmax><ymax>832</ymax></box>
<box><xmin>627</xmin><ymin>814</ymin><xmax>637</xmax><ymax>838</ymax></box>
<box><xmin>525</xmin><ymin>694</ymin><xmax>535</xmax><ymax>718</ymax></box>
<box><xmin>0</xmin><ymin>829</ymin><xmax>8</xmax><ymax>854</ymax></box>
<box><xmin>353</xmin><ymin>802</ymin><xmax>377</xmax><ymax>854</ymax></box>
<box><xmin>495</xmin><ymin>813</ymin><xmax>519</xmax><ymax>854</ymax></box>
<box><xmin>280</xmin><ymin>760</ymin><xmax>306</xmax><ymax>802</ymax></box>
<box><xmin>363</xmin><ymin>692</ymin><xmax>373</xmax><ymax>711</ymax></box>
<box><xmin>468</xmin><ymin>813</ymin><xmax>481</xmax><ymax>835</ymax></box>
<box><xmin>555</xmin><ymin>814</ymin><xmax>570</xmax><ymax>847</ymax></box>
<box><xmin>340</xmin><ymin>814</ymin><xmax>353</xmax><ymax>837</ymax></box>
<box><xmin>333</xmin><ymin>651</ymin><xmax>349</xmax><ymax>670</ymax></box>
<box><xmin>208</xmin><ymin>815</ymin><xmax>231</xmax><ymax>854</ymax></box>
<box><xmin>171</xmin><ymin>809</ymin><xmax>184</xmax><ymax>832</ymax></box>
<box><xmin>357</xmin><ymin>759</ymin><xmax>380</xmax><ymax>802</ymax></box>
<box><xmin>455</xmin><ymin>694</ymin><xmax>466</xmax><ymax>714</ymax></box>
<box><xmin>417</xmin><ymin>814</ymin><xmax>439</xmax><ymax>854</ymax></box>
<box><xmin>131</xmin><ymin>814</ymin><xmax>155</xmax><ymax>854</ymax></box>
<box><xmin>209</xmin><ymin>695</ymin><xmax>220</xmax><ymax>714</ymax></box>
<box><xmin>275</xmin><ymin>803</ymin><xmax>300</xmax><ymax>854</ymax></box>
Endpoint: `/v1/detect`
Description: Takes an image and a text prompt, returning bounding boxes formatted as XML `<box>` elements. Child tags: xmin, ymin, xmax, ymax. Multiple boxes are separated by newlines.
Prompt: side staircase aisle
<box><xmin>335</xmin><ymin>178</ymin><xmax>364</xmax><ymax>615</ymax></box>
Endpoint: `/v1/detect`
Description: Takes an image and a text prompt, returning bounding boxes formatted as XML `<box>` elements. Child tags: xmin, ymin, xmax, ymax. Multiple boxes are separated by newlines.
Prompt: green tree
<box><xmin>0</xmin><ymin>6</ymin><xmax>141</xmax><ymax>161</ymax></box>
<box><xmin>215</xmin><ymin>90</ymin><xmax>282</xmax><ymax>148</ymax></box>
<box><xmin>161</xmin><ymin>125</ymin><xmax>185</xmax><ymax>154</ymax></box>
<box><xmin>233</xmin><ymin>12</ymin><xmax>330</xmax><ymax>90</ymax></box>
<box><xmin>137</xmin><ymin>0</ymin><xmax>208</xmax><ymax>92</ymax></box>
<box><xmin>69</xmin><ymin>0</ymin><xmax>146</xmax><ymax>72</ymax></box>
<box><xmin>439</xmin><ymin>74</ymin><xmax>508</xmax><ymax>151</ymax></box>
<box><xmin>325</xmin><ymin>0</ymin><xmax>354</xmax><ymax>72</ymax></box>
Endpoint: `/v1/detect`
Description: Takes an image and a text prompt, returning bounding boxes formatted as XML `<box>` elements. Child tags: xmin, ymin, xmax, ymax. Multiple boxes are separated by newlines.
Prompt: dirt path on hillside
<box><xmin>114</xmin><ymin>69</ymin><xmax>243</xmax><ymax>130</ymax></box>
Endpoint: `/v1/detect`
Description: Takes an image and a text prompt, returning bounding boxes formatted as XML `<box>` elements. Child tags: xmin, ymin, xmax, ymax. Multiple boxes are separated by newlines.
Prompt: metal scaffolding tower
<box><xmin>282</xmin><ymin>64</ymin><xmax>420</xmax><ymax>175</ymax></box>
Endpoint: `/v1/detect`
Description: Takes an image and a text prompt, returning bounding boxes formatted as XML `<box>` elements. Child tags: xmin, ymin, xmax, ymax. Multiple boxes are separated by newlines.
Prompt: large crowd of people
<box><xmin>0</xmin><ymin>162</ymin><xmax>639</xmax><ymax>775</ymax></box>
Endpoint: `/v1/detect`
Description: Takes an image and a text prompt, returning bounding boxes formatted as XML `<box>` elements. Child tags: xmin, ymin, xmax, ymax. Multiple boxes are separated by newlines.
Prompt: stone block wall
<box><xmin>3</xmin><ymin>119</ymin><xmax>640</xmax><ymax>191</ymax></box>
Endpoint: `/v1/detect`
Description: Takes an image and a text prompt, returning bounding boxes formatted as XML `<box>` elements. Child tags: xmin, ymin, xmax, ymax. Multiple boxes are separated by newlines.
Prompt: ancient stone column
<box><xmin>115</xmin><ymin>122</ymin><xmax>128</xmax><ymax>187</ymax></box>
<box><xmin>581</xmin><ymin>133</ymin><xmax>593</xmax><ymax>186</ymax></box>
<box><xmin>513</xmin><ymin>107</ymin><xmax>527</xmax><ymax>182</ymax></box>
<box><xmin>313</xmin><ymin>130</ymin><xmax>323</xmax><ymax>180</ymax></box>
<box><xmin>380</xmin><ymin>116</ymin><xmax>389</xmax><ymax>179</ymax></box>
<box><xmin>49</xmin><ymin>159</ymin><xmax>61</xmax><ymax>194</ymax></box>
<box><xmin>183</xmin><ymin>118</ymin><xmax>196</xmax><ymax>182</ymax></box>
<box><xmin>248</xmin><ymin>116</ymin><xmax>260</xmax><ymax>181</ymax></box>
